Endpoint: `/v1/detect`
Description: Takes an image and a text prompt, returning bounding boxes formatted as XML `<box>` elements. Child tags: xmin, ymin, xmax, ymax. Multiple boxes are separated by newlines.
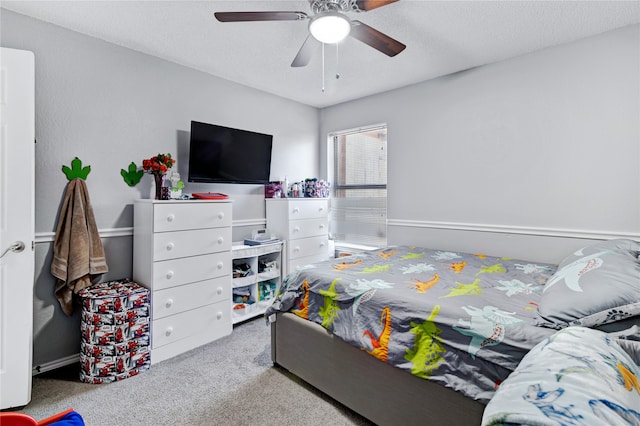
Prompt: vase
<box><xmin>153</xmin><ymin>174</ymin><xmax>164</xmax><ymax>200</ymax></box>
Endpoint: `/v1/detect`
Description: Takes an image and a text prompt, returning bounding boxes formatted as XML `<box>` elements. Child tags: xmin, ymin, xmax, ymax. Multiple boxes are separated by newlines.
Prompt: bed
<box><xmin>267</xmin><ymin>239</ymin><xmax>640</xmax><ymax>426</ymax></box>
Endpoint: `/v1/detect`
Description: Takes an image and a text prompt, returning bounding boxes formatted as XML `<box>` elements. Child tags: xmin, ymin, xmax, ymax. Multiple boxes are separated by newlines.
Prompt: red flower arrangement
<box><xmin>142</xmin><ymin>153</ymin><xmax>175</xmax><ymax>176</ymax></box>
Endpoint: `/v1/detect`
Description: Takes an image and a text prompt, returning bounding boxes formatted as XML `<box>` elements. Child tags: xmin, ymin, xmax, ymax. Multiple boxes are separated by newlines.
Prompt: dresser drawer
<box><xmin>289</xmin><ymin>218</ymin><xmax>328</xmax><ymax>239</ymax></box>
<box><xmin>151</xmin><ymin>301</ymin><xmax>230</xmax><ymax>349</ymax></box>
<box><xmin>152</xmin><ymin>252</ymin><xmax>230</xmax><ymax>290</ymax></box>
<box><xmin>153</xmin><ymin>202</ymin><xmax>232</xmax><ymax>232</ymax></box>
<box><xmin>153</xmin><ymin>227</ymin><xmax>232</xmax><ymax>261</ymax></box>
<box><xmin>152</xmin><ymin>276</ymin><xmax>230</xmax><ymax>320</ymax></box>
<box><xmin>288</xmin><ymin>235</ymin><xmax>329</xmax><ymax>260</ymax></box>
<box><xmin>288</xmin><ymin>199</ymin><xmax>328</xmax><ymax>220</ymax></box>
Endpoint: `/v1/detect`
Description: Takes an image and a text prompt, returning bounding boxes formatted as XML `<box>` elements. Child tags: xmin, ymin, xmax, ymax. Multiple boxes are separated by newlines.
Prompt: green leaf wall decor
<box><xmin>62</xmin><ymin>157</ymin><xmax>91</xmax><ymax>181</ymax></box>
<box><xmin>121</xmin><ymin>162</ymin><xmax>144</xmax><ymax>187</ymax></box>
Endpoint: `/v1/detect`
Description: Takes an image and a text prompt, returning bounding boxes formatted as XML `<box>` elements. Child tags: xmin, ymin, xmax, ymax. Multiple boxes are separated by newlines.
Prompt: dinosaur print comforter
<box><xmin>266</xmin><ymin>245</ymin><xmax>558</xmax><ymax>402</ymax></box>
<box><xmin>482</xmin><ymin>326</ymin><xmax>640</xmax><ymax>425</ymax></box>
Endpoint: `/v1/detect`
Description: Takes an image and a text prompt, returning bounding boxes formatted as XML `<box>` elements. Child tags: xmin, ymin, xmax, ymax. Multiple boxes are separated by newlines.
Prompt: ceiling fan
<box><xmin>214</xmin><ymin>0</ymin><xmax>406</xmax><ymax>67</ymax></box>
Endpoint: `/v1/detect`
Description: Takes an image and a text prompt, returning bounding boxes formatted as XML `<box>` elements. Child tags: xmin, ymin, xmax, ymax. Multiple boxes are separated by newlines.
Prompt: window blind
<box><xmin>331</xmin><ymin>126</ymin><xmax>387</xmax><ymax>248</ymax></box>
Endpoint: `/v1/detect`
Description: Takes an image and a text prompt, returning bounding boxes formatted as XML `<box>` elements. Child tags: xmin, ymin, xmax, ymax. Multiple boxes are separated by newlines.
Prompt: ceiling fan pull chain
<box><xmin>322</xmin><ymin>42</ymin><xmax>326</xmax><ymax>92</ymax></box>
<box><xmin>336</xmin><ymin>43</ymin><xmax>340</xmax><ymax>80</ymax></box>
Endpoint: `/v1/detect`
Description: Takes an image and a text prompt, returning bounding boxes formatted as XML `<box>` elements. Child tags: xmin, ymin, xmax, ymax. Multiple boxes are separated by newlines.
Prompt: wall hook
<box><xmin>121</xmin><ymin>162</ymin><xmax>144</xmax><ymax>187</ymax></box>
<box><xmin>62</xmin><ymin>157</ymin><xmax>91</xmax><ymax>181</ymax></box>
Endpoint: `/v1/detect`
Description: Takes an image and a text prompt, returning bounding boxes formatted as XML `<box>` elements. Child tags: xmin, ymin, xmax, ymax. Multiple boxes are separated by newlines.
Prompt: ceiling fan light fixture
<box><xmin>309</xmin><ymin>11</ymin><xmax>351</xmax><ymax>44</ymax></box>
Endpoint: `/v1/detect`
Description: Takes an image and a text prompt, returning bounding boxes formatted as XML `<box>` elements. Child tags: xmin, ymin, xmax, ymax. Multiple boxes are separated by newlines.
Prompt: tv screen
<box><xmin>188</xmin><ymin>121</ymin><xmax>273</xmax><ymax>184</ymax></box>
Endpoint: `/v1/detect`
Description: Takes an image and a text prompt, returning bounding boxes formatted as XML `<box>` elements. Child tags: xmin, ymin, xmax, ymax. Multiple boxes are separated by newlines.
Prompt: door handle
<box><xmin>0</xmin><ymin>241</ymin><xmax>25</xmax><ymax>259</ymax></box>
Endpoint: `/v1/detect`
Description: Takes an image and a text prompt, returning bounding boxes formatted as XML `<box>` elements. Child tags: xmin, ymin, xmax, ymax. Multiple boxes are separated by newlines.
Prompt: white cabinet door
<box><xmin>0</xmin><ymin>48</ymin><xmax>35</xmax><ymax>409</ymax></box>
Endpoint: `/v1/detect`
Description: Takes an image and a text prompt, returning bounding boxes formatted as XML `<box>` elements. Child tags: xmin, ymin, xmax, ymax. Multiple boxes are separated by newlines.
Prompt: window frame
<box><xmin>328</xmin><ymin>124</ymin><xmax>388</xmax><ymax>250</ymax></box>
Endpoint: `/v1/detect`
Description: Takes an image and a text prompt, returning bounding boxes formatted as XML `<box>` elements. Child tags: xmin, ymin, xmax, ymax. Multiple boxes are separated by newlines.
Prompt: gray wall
<box><xmin>1</xmin><ymin>9</ymin><xmax>320</xmax><ymax>370</ymax></box>
<box><xmin>320</xmin><ymin>24</ymin><xmax>640</xmax><ymax>263</ymax></box>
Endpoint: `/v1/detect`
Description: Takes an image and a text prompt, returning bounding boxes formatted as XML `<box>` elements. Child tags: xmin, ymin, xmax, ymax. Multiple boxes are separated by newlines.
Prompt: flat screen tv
<box><xmin>188</xmin><ymin>121</ymin><xmax>273</xmax><ymax>184</ymax></box>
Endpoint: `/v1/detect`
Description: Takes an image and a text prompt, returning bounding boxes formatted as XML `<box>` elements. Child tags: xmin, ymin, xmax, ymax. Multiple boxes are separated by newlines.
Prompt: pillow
<box><xmin>482</xmin><ymin>326</ymin><xmax>640</xmax><ymax>426</ymax></box>
<box><xmin>536</xmin><ymin>239</ymin><xmax>640</xmax><ymax>329</ymax></box>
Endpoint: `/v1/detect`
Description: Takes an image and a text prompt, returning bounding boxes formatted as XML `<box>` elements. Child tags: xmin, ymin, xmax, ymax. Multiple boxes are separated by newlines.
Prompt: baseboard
<box><xmin>33</xmin><ymin>354</ymin><xmax>79</xmax><ymax>375</ymax></box>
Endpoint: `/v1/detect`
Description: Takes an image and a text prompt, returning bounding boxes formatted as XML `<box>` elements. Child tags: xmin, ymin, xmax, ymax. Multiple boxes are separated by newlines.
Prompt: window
<box><xmin>330</xmin><ymin>125</ymin><xmax>387</xmax><ymax>250</ymax></box>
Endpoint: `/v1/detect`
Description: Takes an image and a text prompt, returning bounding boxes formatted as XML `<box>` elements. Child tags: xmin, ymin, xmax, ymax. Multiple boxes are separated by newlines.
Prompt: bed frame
<box><xmin>271</xmin><ymin>311</ymin><xmax>485</xmax><ymax>426</ymax></box>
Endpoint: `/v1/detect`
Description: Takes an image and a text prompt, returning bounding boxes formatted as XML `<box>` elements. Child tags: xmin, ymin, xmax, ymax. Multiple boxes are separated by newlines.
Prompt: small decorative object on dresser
<box><xmin>132</xmin><ymin>199</ymin><xmax>232</xmax><ymax>364</ymax></box>
<box><xmin>264</xmin><ymin>181</ymin><xmax>284</xmax><ymax>198</ymax></box>
<box><xmin>169</xmin><ymin>171</ymin><xmax>184</xmax><ymax>199</ymax></box>
<box><xmin>266</xmin><ymin>197</ymin><xmax>329</xmax><ymax>276</ymax></box>
<box><xmin>142</xmin><ymin>153</ymin><xmax>175</xmax><ymax>200</ymax></box>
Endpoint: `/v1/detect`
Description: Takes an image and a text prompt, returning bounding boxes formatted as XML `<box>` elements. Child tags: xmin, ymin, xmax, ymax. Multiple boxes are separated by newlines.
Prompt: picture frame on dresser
<box><xmin>132</xmin><ymin>199</ymin><xmax>233</xmax><ymax>364</ymax></box>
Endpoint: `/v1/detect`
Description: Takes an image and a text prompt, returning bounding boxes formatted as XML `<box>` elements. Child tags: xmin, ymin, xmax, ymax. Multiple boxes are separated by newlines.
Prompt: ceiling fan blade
<box><xmin>353</xmin><ymin>0</ymin><xmax>399</xmax><ymax>12</ymax></box>
<box><xmin>291</xmin><ymin>35</ymin><xmax>318</xmax><ymax>67</ymax></box>
<box><xmin>214</xmin><ymin>11</ymin><xmax>308</xmax><ymax>22</ymax></box>
<box><xmin>349</xmin><ymin>20</ymin><xmax>406</xmax><ymax>57</ymax></box>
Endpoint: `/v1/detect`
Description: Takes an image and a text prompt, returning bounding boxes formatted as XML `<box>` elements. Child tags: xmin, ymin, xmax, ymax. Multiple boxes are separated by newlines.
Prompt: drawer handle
<box><xmin>165</xmin><ymin>298</ymin><xmax>174</xmax><ymax>308</ymax></box>
<box><xmin>293</xmin><ymin>246</ymin><xmax>300</xmax><ymax>253</ymax></box>
<box><xmin>319</xmin><ymin>224</ymin><xmax>325</xmax><ymax>229</ymax></box>
<box><xmin>165</xmin><ymin>326</ymin><xmax>173</xmax><ymax>337</ymax></box>
<box><xmin>166</xmin><ymin>242</ymin><xmax>174</xmax><ymax>251</ymax></box>
<box><xmin>319</xmin><ymin>207</ymin><xmax>324</xmax><ymax>212</ymax></box>
<box><xmin>166</xmin><ymin>214</ymin><xmax>175</xmax><ymax>223</ymax></box>
<box><xmin>216</xmin><ymin>262</ymin><xmax>224</xmax><ymax>270</ymax></box>
<box><xmin>217</xmin><ymin>236</ymin><xmax>224</xmax><ymax>245</ymax></box>
<box><xmin>217</xmin><ymin>212</ymin><xmax>225</xmax><ymax>220</ymax></box>
<box><xmin>216</xmin><ymin>286</ymin><xmax>223</xmax><ymax>295</ymax></box>
<box><xmin>320</xmin><ymin>243</ymin><xmax>326</xmax><ymax>248</ymax></box>
<box><xmin>292</xmin><ymin>207</ymin><xmax>300</xmax><ymax>214</ymax></box>
<box><xmin>293</xmin><ymin>226</ymin><xmax>300</xmax><ymax>233</ymax></box>
<box><xmin>216</xmin><ymin>312</ymin><xmax>223</xmax><ymax>320</ymax></box>
<box><xmin>166</xmin><ymin>270</ymin><xmax>174</xmax><ymax>280</ymax></box>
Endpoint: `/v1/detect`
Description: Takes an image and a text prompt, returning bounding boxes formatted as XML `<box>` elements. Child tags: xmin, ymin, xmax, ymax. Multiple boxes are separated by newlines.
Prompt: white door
<box><xmin>0</xmin><ymin>48</ymin><xmax>35</xmax><ymax>409</ymax></box>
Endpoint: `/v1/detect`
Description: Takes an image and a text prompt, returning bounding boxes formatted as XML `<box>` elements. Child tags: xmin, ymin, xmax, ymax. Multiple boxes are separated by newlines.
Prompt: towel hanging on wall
<box><xmin>51</xmin><ymin>178</ymin><xmax>108</xmax><ymax>316</ymax></box>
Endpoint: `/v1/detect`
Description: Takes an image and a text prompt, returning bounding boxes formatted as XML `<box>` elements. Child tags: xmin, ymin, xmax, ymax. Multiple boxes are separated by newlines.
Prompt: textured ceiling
<box><xmin>2</xmin><ymin>1</ymin><xmax>639</xmax><ymax>108</ymax></box>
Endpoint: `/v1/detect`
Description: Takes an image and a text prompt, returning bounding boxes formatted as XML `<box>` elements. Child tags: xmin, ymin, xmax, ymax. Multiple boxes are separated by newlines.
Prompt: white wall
<box><xmin>320</xmin><ymin>24</ymin><xmax>640</xmax><ymax>263</ymax></box>
<box><xmin>1</xmin><ymin>9</ymin><xmax>320</xmax><ymax>370</ymax></box>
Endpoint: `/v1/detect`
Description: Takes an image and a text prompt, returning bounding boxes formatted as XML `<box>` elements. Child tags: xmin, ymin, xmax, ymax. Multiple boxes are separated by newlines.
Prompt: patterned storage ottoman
<box><xmin>78</xmin><ymin>279</ymin><xmax>151</xmax><ymax>384</ymax></box>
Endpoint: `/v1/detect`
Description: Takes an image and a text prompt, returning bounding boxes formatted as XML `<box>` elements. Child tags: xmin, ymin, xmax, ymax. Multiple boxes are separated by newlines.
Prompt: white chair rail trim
<box><xmin>35</xmin><ymin>227</ymin><xmax>133</xmax><ymax>243</ymax></box>
<box><xmin>34</xmin><ymin>219</ymin><xmax>268</xmax><ymax>244</ymax></box>
<box><xmin>387</xmin><ymin>219</ymin><xmax>640</xmax><ymax>241</ymax></box>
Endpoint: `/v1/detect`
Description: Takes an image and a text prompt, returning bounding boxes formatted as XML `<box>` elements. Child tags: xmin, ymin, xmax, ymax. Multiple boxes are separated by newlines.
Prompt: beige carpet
<box><xmin>20</xmin><ymin>318</ymin><xmax>373</xmax><ymax>426</ymax></box>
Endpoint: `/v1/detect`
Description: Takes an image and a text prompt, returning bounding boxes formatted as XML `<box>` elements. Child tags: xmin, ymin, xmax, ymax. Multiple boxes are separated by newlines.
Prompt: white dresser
<box><xmin>133</xmin><ymin>199</ymin><xmax>232</xmax><ymax>364</ymax></box>
<box><xmin>266</xmin><ymin>198</ymin><xmax>329</xmax><ymax>276</ymax></box>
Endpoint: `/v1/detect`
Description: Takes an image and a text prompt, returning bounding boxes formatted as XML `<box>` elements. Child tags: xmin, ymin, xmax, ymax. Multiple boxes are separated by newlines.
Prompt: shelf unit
<box><xmin>231</xmin><ymin>241</ymin><xmax>283</xmax><ymax>324</ymax></box>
